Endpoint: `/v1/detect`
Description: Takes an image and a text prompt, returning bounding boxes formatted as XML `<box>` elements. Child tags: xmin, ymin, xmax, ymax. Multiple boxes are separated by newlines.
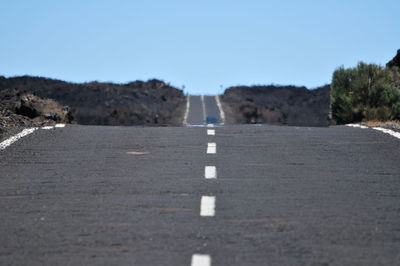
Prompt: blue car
<box><xmin>205</xmin><ymin>116</ymin><xmax>218</xmax><ymax>124</ymax></box>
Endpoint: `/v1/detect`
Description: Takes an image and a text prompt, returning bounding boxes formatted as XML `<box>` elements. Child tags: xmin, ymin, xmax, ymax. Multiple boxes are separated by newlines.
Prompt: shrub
<box><xmin>365</xmin><ymin>106</ymin><xmax>392</xmax><ymax>121</ymax></box>
<box><xmin>331</xmin><ymin>62</ymin><xmax>400</xmax><ymax>123</ymax></box>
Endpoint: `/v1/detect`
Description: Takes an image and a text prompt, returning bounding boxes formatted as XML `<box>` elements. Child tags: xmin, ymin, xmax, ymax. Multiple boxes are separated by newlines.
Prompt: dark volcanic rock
<box><xmin>220</xmin><ymin>85</ymin><xmax>331</xmax><ymax>126</ymax></box>
<box><xmin>0</xmin><ymin>88</ymin><xmax>75</xmax><ymax>141</ymax></box>
<box><xmin>0</xmin><ymin>88</ymin><xmax>74</xmax><ymax>125</ymax></box>
<box><xmin>0</xmin><ymin>76</ymin><xmax>186</xmax><ymax>126</ymax></box>
<box><xmin>387</xmin><ymin>49</ymin><xmax>400</xmax><ymax>69</ymax></box>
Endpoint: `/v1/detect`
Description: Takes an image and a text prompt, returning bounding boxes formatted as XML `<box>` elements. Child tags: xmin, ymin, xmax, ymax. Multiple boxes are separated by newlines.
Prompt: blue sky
<box><xmin>1</xmin><ymin>0</ymin><xmax>399</xmax><ymax>94</ymax></box>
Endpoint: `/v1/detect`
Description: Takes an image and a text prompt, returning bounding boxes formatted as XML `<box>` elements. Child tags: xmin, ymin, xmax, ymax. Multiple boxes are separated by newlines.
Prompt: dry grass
<box><xmin>362</xmin><ymin>120</ymin><xmax>400</xmax><ymax>128</ymax></box>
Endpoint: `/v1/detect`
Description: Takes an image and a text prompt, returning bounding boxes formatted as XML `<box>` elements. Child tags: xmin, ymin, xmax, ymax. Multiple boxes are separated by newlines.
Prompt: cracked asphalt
<box><xmin>0</xmin><ymin>96</ymin><xmax>400</xmax><ymax>265</ymax></box>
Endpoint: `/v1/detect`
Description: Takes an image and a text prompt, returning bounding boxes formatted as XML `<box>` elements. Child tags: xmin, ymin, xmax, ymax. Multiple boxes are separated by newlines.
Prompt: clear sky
<box><xmin>1</xmin><ymin>0</ymin><xmax>399</xmax><ymax>94</ymax></box>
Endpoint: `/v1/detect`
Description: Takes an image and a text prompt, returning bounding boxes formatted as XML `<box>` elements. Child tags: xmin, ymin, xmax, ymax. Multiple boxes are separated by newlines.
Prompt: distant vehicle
<box><xmin>206</xmin><ymin>116</ymin><xmax>218</xmax><ymax>124</ymax></box>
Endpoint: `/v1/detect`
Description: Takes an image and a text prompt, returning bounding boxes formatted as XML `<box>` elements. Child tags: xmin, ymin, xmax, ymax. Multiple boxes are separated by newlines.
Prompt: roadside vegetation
<box><xmin>331</xmin><ymin>50</ymin><xmax>400</xmax><ymax>124</ymax></box>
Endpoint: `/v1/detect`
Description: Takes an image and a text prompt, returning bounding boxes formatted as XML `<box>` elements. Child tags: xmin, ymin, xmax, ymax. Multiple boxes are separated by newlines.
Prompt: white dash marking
<box><xmin>215</xmin><ymin>95</ymin><xmax>225</xmax><ymax>125</ymax></box>
<box><xmin>42</xmin><ymin>126</ymin><xmax>55</xmax><ymax>130</ymax></box>
<box><xmin>207</xmin><ymin>143</ymin><xmax>216</xmax><ymax>154</ymax></box>
<box><xmin>207</xmin><ymin>124</ymin><xmax>214</xmax><ymax>128</ymax></box>
<box><xmin>0</xmin><ymin>128</ymin><xmax>38</xmax><ymax>150</ymax></box>
<box><xmin>207</xmin><ymin>129</ymin><xmax>215</xmax><ymax>136</ymax></box>
<box><xmin>183</xmin><ymin>95</ymin><xmax>190</xmax><ymax>125</ymax></box>
<box><xmin>205</xmin><ymin>166</ymin><xmax>217</xmax><ymax>179</ymax></box>
<box><xmin>201</xmin><ymin>95</ymin><xmax>206</xmax><ymax>123</ymax></box>
<box><xmin>126</xmin><ymin>151</ymin><xmax>150</xmax><ymax>155</ymax></box>
<box><xmin>372</xmin><ymin>127</ymin><xmax>400</xmax><ymax>139</ymax></box>
<box><xmin>55</xmin><ymin>124</ymin><xmax>66</xmax><ymax>128</ymax></box>
<box><xmin>191</xmin><ymin>254</ymin><xmax>211</xmax><ymax>266</ymax></box>
<box><xmin>200</xmin><ymin>196</ymin><xmax>215</xmax><ymax>217</ymax></box>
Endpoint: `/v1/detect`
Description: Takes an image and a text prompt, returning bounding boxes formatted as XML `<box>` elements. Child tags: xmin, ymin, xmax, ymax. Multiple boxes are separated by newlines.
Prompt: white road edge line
<box><xmin>207</xmin><ymin>129</ymin><xmax>215</xmax><ymax>136</ymax></box>
<box><xmin>55</xmin><ymin>124</ymin><xmax>66</xmax><ymax>128</ymax></box>
<box><xmin>200</xmin><ymin>196</ymin><xmax>215</xmax><ymax>217</ymax></box>
<box><xmin>183</xmin><ymin>95</ymin><xmax>190</xmax><ymax>125</ymax></box>
<box><xmin>346</xmin><ymin>124</ymin><xmax>400</xmax><ymax>139</ymax></box>
<box><xmin>206</xmin><ymin>142</ymin><xmax>216</xmax><ymax>154</ymax></box>
<box><xmin>205</xmin><ymin>166</ymin><xmax>217</xmax><ymax>179</ymax></box>
<box><xmin>201</xmin><ymin>95</ymin><xmax>206</xmax><ymax>123</ymax></box>
<box><xmin>0</xmin><ymin>128</ymin><xmax>38</xmax><ymax>150</ymax></box>
<box><xmin>42</xmin><ymin>126</ymin><xmax>55</xmax><ymax>130</ymax></box>
<box><xmin>372</xmin><ymin>127</ymin><xmax>400</xmax><ymax>139</ymax></box>
<box><xmin>191</xmin><ymin>254</ymin><xmax>211</xmax><ymax>266</ymax></box>
<box><xmin>346</xmin><ymin>124</ymin><xmax>368</xmax><ymax>129</ymax></box>
<box><xmin>215</xmin><ymin>95</ymin><xmax>225</xmax><ymax>125</ymax></box>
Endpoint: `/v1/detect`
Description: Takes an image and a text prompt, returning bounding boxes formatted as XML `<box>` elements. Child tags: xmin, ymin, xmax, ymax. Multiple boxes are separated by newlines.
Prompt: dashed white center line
<box><xmin>195</xmin><ymin>101</ymin><xmax>218</xmax><ymax>264</ymax></box>
<box><xmin>204</xmin><ymin>166</ymin><xmax>217</xmax><ymax>179</ymax></box>
<box><xmin>191</xmin><ymin>254</ymin><xmax>211</xmax><ymax>266</ymax></box>
<box><xmin>200</xmin><ymin>196</ymin><xmax>216</xmax><ymax>217</ymax></box>
<box><xmin>206</xmin><ymin>143</ymin><xmax>216</xmax><ymax>154</ymax></box>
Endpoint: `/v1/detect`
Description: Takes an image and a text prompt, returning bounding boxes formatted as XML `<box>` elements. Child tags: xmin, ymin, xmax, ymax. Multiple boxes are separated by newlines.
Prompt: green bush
<box><xmin>331</xmin><ymin>62</ymin><xmax>400</xmax><ymax>124</ymax></box>
<box><xmin>364</xmin><ymin>106</ymin><xmax>392</xmax><ymax>121</ymax></box>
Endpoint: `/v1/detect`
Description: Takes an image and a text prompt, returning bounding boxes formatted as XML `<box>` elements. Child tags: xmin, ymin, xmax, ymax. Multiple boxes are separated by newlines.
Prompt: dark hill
<box><xmin>0</xmin><ymin>76</ymin><xmax>186</xmax><ymax>126</ymax></box>
<box><xmin>387</xmin><ymin>49</ymin><xmax>400</xmax><ymax>84</ymax></box>
<box><xmin>387</xmin><ymin>49</ymin><xmax>400</xmax><ymax>69</ymax></box>
<box><xmin>220</xmin><ymin>84</ymin><xmax>331</xmax><ymax>126</ymax></box>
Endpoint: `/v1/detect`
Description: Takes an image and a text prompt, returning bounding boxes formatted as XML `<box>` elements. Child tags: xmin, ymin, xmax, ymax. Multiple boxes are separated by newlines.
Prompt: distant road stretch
<box><xmin>184</xmin><ymin>95</ymin><xmax>224</xmax><ymax>125</ymax></box>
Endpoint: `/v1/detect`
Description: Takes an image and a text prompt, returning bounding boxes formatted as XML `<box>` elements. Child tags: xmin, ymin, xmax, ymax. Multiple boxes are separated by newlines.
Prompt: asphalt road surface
<box><xmin>1</xmin><ymin>96</ymin><xmax>400</xmax><ymax>265</ymax></box>
<box><xmin>186</xmin><ymin>95</ymin><xmax>222</xmax><ymax>125</ymax></box>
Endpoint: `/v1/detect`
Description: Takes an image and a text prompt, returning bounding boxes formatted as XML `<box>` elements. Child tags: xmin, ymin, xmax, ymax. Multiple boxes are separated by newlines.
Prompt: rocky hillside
<box><xmin>220</xmin><ymin>84</ymin><xmax>331</xmax><ymax>126</ymax></box>
<box><xmin>387</xmin><ymin>49</ymin><xmax>400</xmax><ymax>83</ymax></box>
<box><xmin>387</xmin><ymin>49</ymin><xmax>400</xmax><ymax>69</ymax></box>
<box><xmin>0</xmin><ymin>76</ymin><xmax>186</xmax><ymax>126</ymax></box>
<box><xmin>0</xmin><ymin>88</ymin><xmax>74</xmax><ymax>140</ymax></box>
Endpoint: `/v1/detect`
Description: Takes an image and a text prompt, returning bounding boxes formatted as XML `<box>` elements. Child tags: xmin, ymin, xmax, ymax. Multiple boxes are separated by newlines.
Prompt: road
<box><xmin>1</xmin><ymin>96</ymin><xmax>400</xmax><ymax>265</ymax></box>
<box><xmin>186</xmin><ymin>95</ymin><xmax>223</xmax><ymax>125</ymax></box>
